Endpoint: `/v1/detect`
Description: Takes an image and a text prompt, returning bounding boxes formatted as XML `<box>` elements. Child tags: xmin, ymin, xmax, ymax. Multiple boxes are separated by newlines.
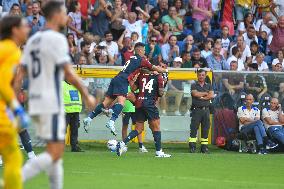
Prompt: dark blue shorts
<box><xmin>135</xmin><ymin>106</ymin><xmax>160</xmax><ymax>122</ymax></box>
<box><xmin>122</xmin><ymin>112</ymin><xmax>136</xmax><ymax>126</ymax></box>
<box><xmin>106</xmin><ymin>76</ymin><xmax>128</xmax><ymax>98</ymax></box>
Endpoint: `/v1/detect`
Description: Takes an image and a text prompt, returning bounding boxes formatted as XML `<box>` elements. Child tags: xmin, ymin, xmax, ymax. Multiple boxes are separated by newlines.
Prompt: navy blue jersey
<box><xmin>117</xmin><ymin>54</ymin><xmax>153</xmax><ymax>80</ymax></box>
<box><xmin>134</xmin><ymin>73</ymin><xmax>164</xmax><ymax>108</ymax></box>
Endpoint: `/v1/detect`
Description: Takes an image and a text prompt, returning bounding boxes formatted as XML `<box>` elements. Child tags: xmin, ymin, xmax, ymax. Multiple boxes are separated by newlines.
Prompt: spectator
<box><xmin>166</xmin><ymin>57</ymin><xmax>184</xmax><ymax>116</ymax></box>
<box><xmin>238</xmin><ymin>12</ymin><xmax>255</xmax><ymax>35</ymax></box>
<box><xmin>24</xmin><ymin>2</ymin><xmax>32</xmax><ymax>17</ymax></box>
<box><xmin>118</xmin><ymin>31</ymin><xmax>134</xmax><ymax>65</ymax></box>
<box><xmin>250</xmin><ymin>41</ymin><xmax>259</xmax><ymax>62</ymax></box>
<box><xmin>253</xmin><ymin>53</ymin><xmax>269</xmax><ymax>71</ymax></box>
<box><xmin>271</xmin><ymin>0</ymin><xmax>284</xmax><ymax>20</ymax></box>
<box><xmin>160</xmin><ymin>22</ymin><xmax>173</xmax><ymax>44</ymax></box>
<box><xmin>156</xmin><ymin>0</ymin><xmax>169</xmax><ymax>17</ymax></box>
<box><xmin>67</xmin><ymin>0</ymin><xmax>83</xmax><ymax>42</ymax></box>
<box><xmin>149</xmin><ymin>7</ymin><xmax>162</xmax><ymax>31</ymax></box>
<box><xmin>272</xmin><ymin>50</ymin><xmax>284</xmax><ymax>70</ymax></box>
<box><xmin>9</xmin><ymin>3</ymin><xmax>20</xmax><ymax>15</ymax></box>
<box><xmin>268</xmin><ymin>16</ymin><xmax>284</xmax><ymax>55</ymax></box>
<box><xmin>2</xmin><ymin>0</ymin><xmax>19</xmax><ymax>12</ymax></box>
<box><xmin>191</xmin><ymin>0</ymin><xmax>212</xmax><ymax>33</ymax></box>
<box><xmin>206</xmin><ymin>43</ymin><xmax>228</xmax><ymax>70</ymax></box>
<box><xmin>194</xmin><ymin>19</ymin><xmax>214</xmax><ymax>48</ymax></box>
<box><xmin>26</xmin><ymin>1</ymin><xmax>45</xmax><ymax>35</ymax></box>
<box><xmin>181</xmin><ymin>52</ymin><xmax>192</xmax><ymax>68</ymax></box>
<box><xmin>272</xmin><ymin>60</ymin><xmax>283</xmax><ymax>72</ymax></box>
<box><xmin>91</xmin><ymin>0</ymin><xmax>112</xmax><ymax>37</ymax></box>
<box><xmin>75</xmin><ymin>41</ymin><xmax>94</xmax><ymax>65</ymax></box>
<box><xmin>201</xmin><ymin>39</ymin><xmax>212</xmax><ymax>59</ymax></box>
<box><xmin>230</xmin><ymin>35</ymin><xmax>252</xmax><ymax>65</ymax></box>
<box><xmin>255</xmin><ymin>12</ymin><xmax>272</xmax><ymax>36</ymax></box>
<box><xmin>78</xmin><ymin>55</ymin><xmax>87</xmax><ymax>65</ymax></box>
<box><xmin>257</xmin><ymin>30</ymin><xmax>268</xmax><ymax>54</ymax></box>
<box><xmin>174</xmin><ymin>0</ymin><xmax>186</xmax><ymax>19</ymax></box>
<box><xmin>245</xmin><ymin>64</ymin><xmax>267</xmax><ymax>100</ymax></box>
<box><xmin>67</xmin><ymin>33</ymin><xmax>78</xmax><ymax>61</ymax></box>
<box><xmin>227</xmin><ymin>46</ymin><xmax>245</xmax><ymax>71</ymax></box>
<box><xmin>219</xmin><ymin>0</ymin><xmax>235</xmax><ymax>36</ymax></box>
<box><xmin>237</xmin><ymin>94</ymin><xmax>277</xmax><ymax>154</ymax></box>
<box><xmin>235</xmin><ymin>0</ymin><xmax>254</xmax><ymax>23</ymax></box>
<box><xmin>99</xmin><ymin>31</ymin><xmax>119</xmax><ymax>64</ymax></box>
<box><xmin>145</xmin><ymin>35</ymin><xmax>161</xmax><ymax>62</ymax></box>
<box><xmin>161</xmin><ymin>6</ymin><xmax>183</xmax><ymax>40</ymax></box>
<box><xmin>243</xmin><ymin>26</ymin><xmax>258</xmax><ymax>47</ymax></box>
<box><xmin>110</xmin><ymin>0</ymin><xmax>127</xmax><ymax>41</ymax></box>
<box><xmin>191</xmin><ymin>48</ymin><xmax>208</xmax><ymax>68</ymax></box>
<box><xmin>161</xmin><ymin>35</ymin><xmax>179</xmax><ymax>65</ymax></box>
<box><xmin>220</xmin><ymin>25</ymin><xmax>232</xmax><ymax>53</ymax></box>
<box><xmin>147</xmin><ymin>21</ymin><xmax>161</xmax><ymax>40</ymax></box>
<box><xmin>222</xmin><ymin>60</ymin><xmax>244</xmax><ymax>101</ymax></box>
<box><xmin>267</xmin><ymin>61</ymin><xmax>283</xmax><ymax>98</ymax></box>
<box><xmin>262</xmin><ymin>98</ymin><xmax>284</xmax><ymax>146</ymax></box>
<box><xmin>116</xmin><ymin>12</ymin><xmax>144</xmax><ymax>42</ymax></box>
<box><xmin>182</xmin><ymin>35</ymin><xmax>197</xmax><ymax>55</ymax></box>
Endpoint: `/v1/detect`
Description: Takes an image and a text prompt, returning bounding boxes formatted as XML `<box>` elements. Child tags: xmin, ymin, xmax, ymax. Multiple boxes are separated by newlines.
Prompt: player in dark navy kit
<box><xmin>83</xmin><ymin>42</ymin><xmax>168</xmax><ymax>136</ymax></box>
<box><xmin>116</xmin><ymin>69</ymin><xmax>171</xmax><ymax>157</ymax></box>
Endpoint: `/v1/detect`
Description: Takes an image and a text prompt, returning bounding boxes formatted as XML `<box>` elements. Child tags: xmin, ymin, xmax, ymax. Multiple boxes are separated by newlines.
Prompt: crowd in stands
<box><xmin>1</xmin><ymin>0</ymin><xmax>284</xmax><ymax>115</ymax></box>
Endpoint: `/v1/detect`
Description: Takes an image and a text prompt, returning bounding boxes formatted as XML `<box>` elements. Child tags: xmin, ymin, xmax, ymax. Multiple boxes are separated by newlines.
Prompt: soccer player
<box><xmin>83</xmin><ymin>42</ymin><xmax>168</xmax><ymax>136</ymax></box>
<box><xmin>0</xmin><ymin>15</ymin><xmax>30</xmax><ymax>189</ymax></box>
<box><xmin>116</xmin><ymin>69</ymin><xmax>171</xmax><ymax>158</ymax></box>
<box><xmin>18</xmin><ymin>1</ymin><xmax>96</xmax><ymax>189</ymax></box>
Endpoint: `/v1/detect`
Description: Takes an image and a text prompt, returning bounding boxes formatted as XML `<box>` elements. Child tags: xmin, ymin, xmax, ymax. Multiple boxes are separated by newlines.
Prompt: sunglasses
<box><xmin>151</xmin><ymin>39</ymin><xmax>157</xmax><ymax>42</ymax></box>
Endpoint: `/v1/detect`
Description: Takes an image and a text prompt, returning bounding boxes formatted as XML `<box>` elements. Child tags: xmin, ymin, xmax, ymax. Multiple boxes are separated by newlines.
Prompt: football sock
<box><xmin>19</xmin><ymin>129</ymin><xmax>33</xmax><ymax>153</ymax></box>
<box><xmin>139</xmin><ymin>142</ymin><xmax>143</xmax><ymax>148</ymax></box>
<box><xmin>89</xmin><ymin>103</ymin><xmax>105</xmax><ymax>119</ymax></box>
<box><xmin>153</xmin><ymin>131</ymin><xmax>162</xmax><ymax>151</ymax></box>
<box><xmin>47</xmin><ymin>159</ymin><xmax>63</xmax><ymax>189</ymax></box>
<box><xmin>22</xmin><ymin>152</ymin><xmax>53</xmax><ymax>182</ymax></box>
<box><xmin>111</xmin><ymin>103</ymin><xmax>124</xmax><ymax>122</ymax></box>
<box><xmin>123</xmin><ymin>130</ymin><xmax>139</xmax><ymax>145</ymax></box>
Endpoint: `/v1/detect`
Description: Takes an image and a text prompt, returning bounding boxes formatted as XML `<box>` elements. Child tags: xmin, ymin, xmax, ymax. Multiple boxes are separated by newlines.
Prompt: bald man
<box><xmin>262</xmin><ymin>98</ymin><xmax>284</xmax><ymax>145</ymax></box>
<box><xmin>237</xmin><ymin>94</ymin><xmax>278</xmax><ymax>154</ymax></box>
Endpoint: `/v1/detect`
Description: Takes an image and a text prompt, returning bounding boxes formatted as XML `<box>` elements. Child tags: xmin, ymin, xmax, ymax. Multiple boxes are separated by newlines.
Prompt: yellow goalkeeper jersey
<box><xmin>0</xmin><ymin>39</ymin><xmax>21</xmax><ymax>126</ymax></box>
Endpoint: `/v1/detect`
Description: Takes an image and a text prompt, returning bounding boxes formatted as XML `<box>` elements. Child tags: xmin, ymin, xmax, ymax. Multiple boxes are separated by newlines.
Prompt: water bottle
<box><xmin>142</xmin><ymin>23</ymin><xmax>148</xmax><ymax>44</ymax></box>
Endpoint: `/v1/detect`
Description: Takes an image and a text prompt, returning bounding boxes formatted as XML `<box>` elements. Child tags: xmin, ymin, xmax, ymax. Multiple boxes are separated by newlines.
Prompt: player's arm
<box><xmin>128</xmin><ymin>70</ymin><xmax>140</xmax><ymax>92</ymax></box>
<box><xmin>64</xmin><ymin>64</ymin><xmax>96</xmax><ymax>110</ymax></box>
<box><xmin>141</xmin><ymin>58</ymin><xmax>168</xmax><ymax>73</ymax></box>
<box><xmin>13</xmin><ymin>65</ymin><xmax>27</xmax><ymax>95</ymax></box>
<box><xmin>157</xmin><ymin>75</ymin><xmax>165</xmax><ymax>97</ymax></box>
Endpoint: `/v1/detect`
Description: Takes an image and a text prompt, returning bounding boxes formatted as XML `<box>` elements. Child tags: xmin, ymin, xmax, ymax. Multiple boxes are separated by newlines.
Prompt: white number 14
<box><xmin>142</xmin><ymin>78</ymin><xmax>154</xmax><ymax>93</ymax></box>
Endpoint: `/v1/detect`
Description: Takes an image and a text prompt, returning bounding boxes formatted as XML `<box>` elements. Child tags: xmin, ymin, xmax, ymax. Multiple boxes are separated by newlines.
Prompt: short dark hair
<box><xmin>80</xmin><ymin>41</ymin><xmax>90</xmax><ymax>48</ymax></box>
<box><xmin>197</xmin><ymin>68</ymin><xmax>207</xmax><ymax>74</ymax></box>
<box><xmin>68</xmin><ymin>0</ymin><xmax>79</xmax><ymax>13</ymax></box>
<box><xmin>42</xmin><ymin>0</ymin><xmax>64</xmax><ymax>20</ymax></box>
<box><xmin>0</xmin><ymin>15</ymin><xmax>23</xmax><ymax>40</ymax></box>
<box><xmin>232</xmin><ymin>46</ymin><xmax>239</xmax><ymax>56</ymax></box>
<box><xmin>250</xmin><ymin>40</ymin><xmax>258</xmax><ymax>47</ymax></box>
<box><xmin>134</xmin><ymin>42</ymin><xmax>145</xmax><ymax>49</ymax></box>
<box><xmin>201</xmin><ymin>19</ymin><xmax>209</xmax><ymax>26</ymax></box>
<box><xmin>193</xmin><ymin>48</ymin><xmax>201</xmax><ymax>53</ymax></box>
<box><xmin>11</xmin><ymin>3</ymin><xmax>20</xmax><ymax>9</ymax></box>
<box><xmin>104</xmin><ymin>31</ymin><xmax>112</xmax><ymax>37</ymax></box>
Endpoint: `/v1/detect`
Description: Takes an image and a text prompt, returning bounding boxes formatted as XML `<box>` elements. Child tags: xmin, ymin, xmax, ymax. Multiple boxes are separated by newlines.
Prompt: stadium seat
<box><xmin>236</xmin><ymin>132</ymin><xmax>257</xmax><ymax>153</ymax></box>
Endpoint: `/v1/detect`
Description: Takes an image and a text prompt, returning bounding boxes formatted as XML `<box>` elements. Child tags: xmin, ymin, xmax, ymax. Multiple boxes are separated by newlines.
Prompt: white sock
<box><xmin>22</xmin><ymin>152</ymin><xmax>53</xmax><ymax>182</ymax></box>
<box><xmin>46</xmin><ymin>159</ymin><xmax>63</xmax><ymax>189</ymax></box>
<box><xmin>28</xmin><ymin>151</ymin><xmax>36</xmax><ymax>159</ymax></box>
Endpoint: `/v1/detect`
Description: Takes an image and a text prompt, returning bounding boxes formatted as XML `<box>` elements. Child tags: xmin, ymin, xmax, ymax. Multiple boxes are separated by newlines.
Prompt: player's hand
<box><xmin>85</xmin><ymin>95</ymin><xmax>96</xmax><ymax>111</ymax></box>
<box><xmin>14</xmin><ymin>105</ymin><xmax>30</xmax><ymax>129</ymax></box>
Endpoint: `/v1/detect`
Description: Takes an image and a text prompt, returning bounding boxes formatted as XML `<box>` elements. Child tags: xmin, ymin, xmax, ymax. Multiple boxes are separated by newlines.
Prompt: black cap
<box><xmin>248</xmin><ymin>63</ymin><xmax>258</xmax><ymax>71</ymax></box>
<box><xmin>134</xmin><ymin>42</ymin><xmax>145</xmax><ymax>49</ymax></box>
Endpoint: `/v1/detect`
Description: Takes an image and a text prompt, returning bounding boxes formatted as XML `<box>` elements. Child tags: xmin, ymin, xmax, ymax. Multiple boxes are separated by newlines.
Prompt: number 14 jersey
<box><xmin>21</xmin><ymin>30</ymin><xmax>71</xmax><ymax>115</ymax></box>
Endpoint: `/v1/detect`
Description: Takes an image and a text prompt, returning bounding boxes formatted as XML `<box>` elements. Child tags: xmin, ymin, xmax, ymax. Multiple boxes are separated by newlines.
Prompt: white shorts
<box><xmin>31</xmin><ymin>113</ymin><xmax>66</xmax><ymax>141</ymax></box>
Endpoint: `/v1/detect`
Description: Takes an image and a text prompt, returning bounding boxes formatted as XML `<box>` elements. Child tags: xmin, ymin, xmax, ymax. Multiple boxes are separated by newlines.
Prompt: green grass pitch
<box><xmin>1</xmin><ymin>143</ymin><xmax>284</xmax><ymax>189</ymax></box>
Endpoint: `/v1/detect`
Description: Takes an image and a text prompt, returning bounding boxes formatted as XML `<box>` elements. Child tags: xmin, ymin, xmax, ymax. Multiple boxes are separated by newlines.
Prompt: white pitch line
<box><xmin>70</xmin><ymin>170</ymin><xmax>284</xmax><ymax>187</ymax></box>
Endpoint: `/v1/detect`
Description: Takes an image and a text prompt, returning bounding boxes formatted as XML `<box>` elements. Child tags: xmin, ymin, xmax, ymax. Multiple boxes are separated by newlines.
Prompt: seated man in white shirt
<box><xmin>237</xmin><ymin>94</ymin><xmax>278</xmax><ymax>154</ymax></box>
<box><xmin>262</xmin><ymin>98</ymin><xmax>284</xmax><ymax>145</ymax></box>
<box><xmin>253</xmin><ymin>53</ymin><xmax>269</xmax><ymax>71</ymax></box>
<box><xmin>243</xmin><ymin>26</ymin><xmax>258</xmax><ymax>47</ymax></box>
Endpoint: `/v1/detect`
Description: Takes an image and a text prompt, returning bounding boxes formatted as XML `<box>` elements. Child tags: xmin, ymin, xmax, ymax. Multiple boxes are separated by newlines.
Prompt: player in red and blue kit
<box><xmin>83</xmin><ymin>42</ymin><xmax>168</xmax><ymax>135</ymax></box>
<box><xmin>116</xmin><ymin>69</ymin><xmax>171</xmax><ymax>157</ymax></box>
